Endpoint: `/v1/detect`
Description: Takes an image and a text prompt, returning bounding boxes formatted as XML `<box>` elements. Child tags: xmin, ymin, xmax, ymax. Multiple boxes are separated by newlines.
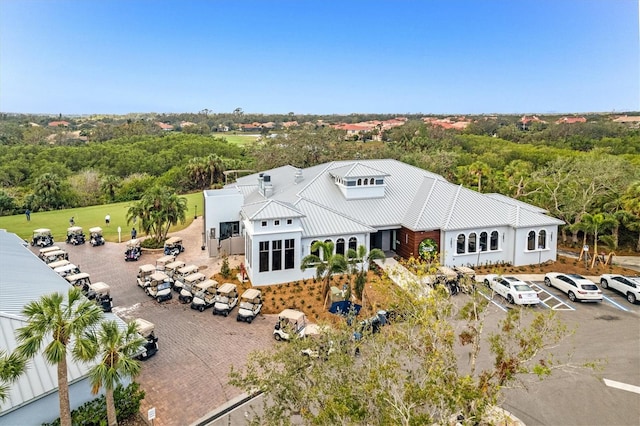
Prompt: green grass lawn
<box><xmin>219</xmin><ymin>133</ymin><xmax>260</xmax><ymax>146</ymax></box>
<box><xmin>0</xmin><ymin>192</ymin><xmax>203</xmax><ymax>243</ymax></box>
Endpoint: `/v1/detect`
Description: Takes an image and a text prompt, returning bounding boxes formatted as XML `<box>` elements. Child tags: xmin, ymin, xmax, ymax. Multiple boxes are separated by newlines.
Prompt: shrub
<box><xmin>43</xmin><ymin>382</ymin><xmax>145</xmax><ymax>426</ymax></box>
<box><xmin>220</xmin><ymin>254</ymin><xmax>232</xmax><ymax>279</ymax></box>
<box><xmin>141</xmin><ymin>237</ymin><xmax>163</xmax><ymax>249</ymax></box>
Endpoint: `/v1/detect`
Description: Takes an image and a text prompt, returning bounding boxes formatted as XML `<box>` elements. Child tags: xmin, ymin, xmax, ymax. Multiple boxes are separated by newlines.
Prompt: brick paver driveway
<box><xmin>47</xmin><ymin>218</ymin><xmax>276</xmax><ymax>426</ymax></box>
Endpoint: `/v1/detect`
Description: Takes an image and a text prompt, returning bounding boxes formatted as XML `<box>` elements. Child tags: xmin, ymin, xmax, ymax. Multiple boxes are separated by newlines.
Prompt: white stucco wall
<box><xmin>443</xmin><ymin>227</ymin><xmax>513</xmax><ymax>267</ymax></box>
<box><xmin>203</xmin><ymin>188</ymin><xmax>244</xmax><ymax>244</ymax></box>
<box><xmin>512</xmin><ymin>226</ymin><xmax>558</xmax><ymax>266</ymax></box>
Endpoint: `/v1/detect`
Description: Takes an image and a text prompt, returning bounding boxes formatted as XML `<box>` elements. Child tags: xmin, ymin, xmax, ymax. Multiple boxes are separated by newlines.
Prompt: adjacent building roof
<box><xmin>0</xmin><ymin>229</ymin><xmax>126</xmax><ymax>416</ymax></box>
<box><xmin>232</xmin><ymin>159</ymin><xmax>563</xmax><ymax>235</ymax></box>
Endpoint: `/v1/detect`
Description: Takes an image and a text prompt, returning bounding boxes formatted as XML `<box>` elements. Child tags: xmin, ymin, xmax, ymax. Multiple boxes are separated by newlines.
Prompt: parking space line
<box><xmin>477</xmin><ymin>290</ymin><xmax>508</xmax><ymax>312</ymax></box>
<box><xmin>527</xmin><ymin>282</ymin><xmax>575</xmax><ymax>311</ymax></box>
<box><xmin>603</xmin><ymin>378</ymin><xmax>640</xmax><ymax>394</ymax></box>
<box><xmin>602</xmin><ymin>295</ymin><xmax>631</xmax><ymax>312</ymax></box>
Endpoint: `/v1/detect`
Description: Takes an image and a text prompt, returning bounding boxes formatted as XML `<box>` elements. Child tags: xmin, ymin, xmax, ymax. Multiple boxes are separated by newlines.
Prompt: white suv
<box><xmin>600</xmin><ymin>274</ymin><xmax>640</xmax><ymax>304</ymax></box>
<box><xmin>544</xmin><ymin>273</ymin><xmax>602</xmax><ymax>303</ymax></box>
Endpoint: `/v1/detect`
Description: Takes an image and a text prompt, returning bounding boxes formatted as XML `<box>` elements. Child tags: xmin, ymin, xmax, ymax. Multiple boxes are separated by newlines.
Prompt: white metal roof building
<box><xmin>203</xmin><ymin>159</ymin><xmax>563</xmax><ymax>286</ymax></box>
<box><xmin>0</xmin><ymin>229</ymin><xmax>128</xmax><ymax>425</ymax></box>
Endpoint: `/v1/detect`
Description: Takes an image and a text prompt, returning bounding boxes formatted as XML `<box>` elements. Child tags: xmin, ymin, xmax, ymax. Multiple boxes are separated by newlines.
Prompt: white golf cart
<box><xmin>66</xmin><ymin>226</ymin><xmax>86</xmax><ymax>245</ymax></box>
<box><xmin>145</xmin><ymin>271</ymin><xmax>172</xmax><ymax>303</ymax></box>
<box><xmin>31</xmin><ymin>228</ymin><xmax>54</xmax><ymax>247</ymax></box>
<box><xmin>124</xmin><ymin>239</ymin><xmax>141</xmax><ymax>261</ymax></box>
<box><xmin>88</xmin><ymin>281</ymin><xmax>113</xmax><ymax>312</ymax></box>
<box><xmin>38</xmin><ymin>245</ymin><xmax>61</xmax><ymax>260</ymax></box>
<box><xmin>89</xmin><ymin>227</ymin><xmax>105</xmax><ymax>246</ymax></box>
<box><xmin>164</xmin><ymin>260</ymin><xmax>186</xmax><ymax>283</ymax></box>
<box><xmin>134</xmin><ymin>318</ymin><xmax>158</xmax><ymax>360</ymax></box>
<box><xmin>178</xmin><ymin>272</ymin><xmax>206</xmax><ymax>303</ymax></box>
<box><xmin>54</xmin><ymin>262</ymin><xmax>81</xmax><ymax>278</ymax></box>
<box><xmin>42</xmin><ymin>249</ymin><xmax>69</xmax><ymax>264</ymax></box>
<box><xmin>136</xmin><ymin>264</ymin><xmax>157</xmax><ymax>288</ymax></box>
<box><xmin>173</xmin><ymin>264</ymin><xmax>199</xmax><ymax>292</ymax></box>
<box><xmin>65</xmin><ymin>272</ymin><xmax>91</xmax><ymax>293</ymax></box>
<box><xmin>236</xmin><ymin>288</ymin><xmax>263</xmax><ymax>323</ymax></box>
<box><xmin>273</xmin><ymin>309</ymin><xmax>308</xmax><ymax>341</ymax></box>
<box><xmin>155</xmin><ymin>254</ymin><xmax>175</xmax><ymax>271</ymax></box>
<box><xmin>212</xmin><ymin>283</ymin><xmax>239</xmax><ymax>317</ymax></box>
<box><xmin>190</xmin><ymin>279</ymin><xmax>219</xmax><ymax>312</ymax></box>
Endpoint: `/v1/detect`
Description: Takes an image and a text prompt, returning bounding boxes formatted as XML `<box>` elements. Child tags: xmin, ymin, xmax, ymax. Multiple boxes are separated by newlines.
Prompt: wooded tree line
<box><xmin>1</xmin><ymin>115</ymin><xmax>639</xmax><ymax>250</ymax></box>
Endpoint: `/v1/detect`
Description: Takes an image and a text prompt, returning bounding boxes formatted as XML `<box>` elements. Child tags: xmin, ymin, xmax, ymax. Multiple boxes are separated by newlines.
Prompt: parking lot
<box><xmin>38</xmin><ymin>227</ymin><xmax>640</xmax><ymax>426</ymax></box>
<box><xmin>40</xmin><ymin>218</ymin><xmax>278</xmax><ymax>426</ymax></box>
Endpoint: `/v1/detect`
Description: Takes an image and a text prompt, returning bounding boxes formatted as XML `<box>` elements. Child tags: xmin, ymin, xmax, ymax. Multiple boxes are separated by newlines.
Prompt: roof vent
<box><xmin>294</xmin><ymin>169</ymin><xmax>303</xmax><ymax>184</ymax></box>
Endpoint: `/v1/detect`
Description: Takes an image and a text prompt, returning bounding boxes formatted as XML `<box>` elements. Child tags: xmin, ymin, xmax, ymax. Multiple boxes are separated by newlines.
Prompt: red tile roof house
<box><xmin>155</xmin><ymin>122</ymin><xmax>174</xmax><ymax>131</ymax></box>
<box><xmin>519</xmin><ymin>115</ymin><xmax>546</xmax><ymax>130</ymax></box>
<box><xmin>47</xmin><ymin>120</ymin><xmax>70</xmax><ymax>127</ymax></box>
<box><xmin>555</xmin><ymin>116</ymin><xmax>587</xmax><ymax>124</ymax></box>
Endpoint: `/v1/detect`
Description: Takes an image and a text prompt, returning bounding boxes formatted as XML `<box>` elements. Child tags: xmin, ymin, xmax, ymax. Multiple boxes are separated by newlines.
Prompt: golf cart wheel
<box><xmin>247</xmin><ymin>317</ymin><xmax>252</xmax><ymax>324</ymax></box>
<box><xmin>236</xmin><ymin>316</ymin><xmax>241</xmax><ymax>322</ymax></box>
<box><xmin>199</xmin><ymin>306</ymin><xmax>204</xmax><ymax>312</ymax></box>
<box><xmin>274</xmin><ymin>333</ymin><xmax>282</xmax><ymax>341</ymax></box>
<box><xmin>223</xmin><ymin>311</ymin><xmax>228</xmax><ymax>317</ymax></box>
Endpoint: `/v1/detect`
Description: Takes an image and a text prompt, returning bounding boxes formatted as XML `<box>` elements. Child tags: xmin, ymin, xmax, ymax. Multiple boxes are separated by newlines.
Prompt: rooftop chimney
<box><xmin>294</xmin><ymin>168</ymin><xmax>304</xmax><ymax>184</ymax></box>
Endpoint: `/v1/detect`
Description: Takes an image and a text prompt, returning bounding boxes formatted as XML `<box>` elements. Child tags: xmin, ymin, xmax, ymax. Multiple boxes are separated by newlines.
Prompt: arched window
<box><xmin>527</xmin><ymin>231</ymin><xmax>536</xmax><ymax>251</ymax></box>
<box><xmin>348</xmin><ymin>237</ymin><xmax>357</xmax><ymax>252</ymax></box>
<box><xmin>363</xmin><ymin>179</ymin><xmax>368</xmax><ymax>185</ymax></box>
<box><xmin>538</xmin><ymin>230</ymin><xmax>547</xmax><ymax>249</ymax></box>
<box><xmin>369</xmin><ymin>178</ymin><xmax>374</xmax><ymax>185</ymax></box>
<box><xmin>456</xmin><ymin>234</ymin><xmax>465</xmax><ymax>254</ymax></box>
<box><xmin>479</xmin><ymin>231</ymin><xmax>488</xmax><ymax>251</ymax></box>
<box><xmin>324</xmin><ymin>239</ymin><xmax>333</xmax><ymax>259</ymax></box>
<box><xmin>357</xmin><ymin>178</ymin><xmax>362</xmax><ymax>186</ymax></box>
<box><xmin>336</xmin><ymin>238</ymin><xmax>345</xmax><ymax>256</ymax></box>
<box><xmin>468</xmin><ymin>233</ymin><xmax>477</xmax><ymax>253</ymax></box>
<box><xmin>490</xmin><ymin>231</ymin><xmax>499</xmax><ymax>250</ymax></box>
<box><xmin>310</xmin><ymin>240</ymin><xmax>320</xmax><ymax>257</ymax></box>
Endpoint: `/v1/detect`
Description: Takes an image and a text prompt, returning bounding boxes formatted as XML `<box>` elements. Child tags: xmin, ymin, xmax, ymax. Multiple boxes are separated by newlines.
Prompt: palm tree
<box><xmin>572</xmin><ymin>213</ymin><xmax>617</xmax><ymax>267</ymax></box>
<box><xmin>622</xmin><ymin>181</ymin><xmax>640</xmax><ymax>251</ymax></box>
<box><xmin>100</xmin><ymin>175</ymin><xmax>121</xmax><ymax>202</ymax></box>
<box><xmin>16</xmin><ymin>288</ymin><xmax>104</xmax><ymax>426</ymax></box>
<box><xmin>33</xmin><ymin>172</ymin><xmax>63</xmax><ymax>210</ymax></box>
<box><xmin>185</xmin><ymin>157</ymin><xmax>208</xmax><ymax>189</ymax></box>
<box><xmin>301</xmin><ymin>241</ymin><xmax>349</xmax><ymax>296</ymax></box>
<box><xmin>127</xmin><ymin>185</ymin><xmax>187</xmax><ymax>242</ymax></box>
<box><xmin>76</xmin><ymin>321</ymin><xmax>145</xmax><ymax>426</ymax></box>
<box><xmin>205</xmin><ymin>154</ymin><xmax>225</xmax><ymax>187</ymax></box>
<box><xmin>0</xmin><ymin>350</ymin><xmax>26</xmax><ymax>404</ymax></box>
<box><xmin>347</xmin><ymin>245</ymin><xmax>385</xmax><ymax>300</ymax></box>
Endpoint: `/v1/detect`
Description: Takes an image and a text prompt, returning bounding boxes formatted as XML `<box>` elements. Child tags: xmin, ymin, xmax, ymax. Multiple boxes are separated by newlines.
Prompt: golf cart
<box><xmin>124</xmin><ymin>239</ymin><xmax>141</xmax><ymax>261</ymax></box>
<box><xmin>38</xmin><ymin>245</ymin><xmax>61</xmax><ymax>260</ymax></box>
<box><xmin>136</xmin><ymin>264</ymin><xmax>157</xmax><ymax>288</ymax></box>
<box><xmin>88</xmin><ymin>281</ymin><xmax>113</xmax><ymax>312</ymax></box>
<box><xmin>453</xmin><ymin>266</ymin><xmax>476</xmax><ymax>293</ymax></box>
<box><xmin>65</xmin><ymin>226</ymin><xmax>86</xmax><ymax>245</ymax></box>
<box><xmin>273</xmin><ymin>309</ymin><xmax>308</xmax><ymax>341</ymax></box>
<box><xmin>163</xmin><ymin>236</ymin><xmax>184</xmax><ymax>256</ymax></box>
<box><xmin>134</xmin><ymin>318</ymin><xmax>158</xmax><ymax>360</ymax></box>
<box><xmin>178</xmin><ymin>272</ymin><xmax>206</xmax><ymax>303</ymax></box>
<box><xmin>65</xmin><ymin>272</ymin><xmax>91</xmax><ymax>293</ymax></box>
<box><xmin>31</xmin><ymin>228</ymin><xmax>54</xmax><ymax>248</ymax></box>
<box><xmin>145</xmin><ymin>271</ymin><xmax>172</xmax><ymax>303</ymax></box>
<box><xmin>48</xmin><ymin>259</ymin><xmax>71</xmax><ymax>270</ymax></box>
<box><xmin>173</xmin><ymin>264</ymin><xmax>199</xmax><ymax>292</ymax></box>
<box><xmin>190</xmin><ymin>279</ymin><xmax>219</xmax><ymax>312</ymax></box>
<box><xmin>155</xmin><ymin>254</ymin><xmax>175</xmax><ymax>271</ymax></box>
<box><xmin>434</xmin><ymin>266</ymin><xmax>460</xmax><ymax>296</ymax></box>
<box><xmin>42</xmin><ymin>249</ymin><xmax>69</xmax><ymax>264</ymax></box>
<box><xmin>164</xmin><ymin>260</ymin><xmax>186</xmax><ymax>283</ymax></box>
<box><xmin>237</xmin><ymin>288</ymin><xmax>262</xmax><ymax>323</ymax></box>
<box><xmin>54</xmin><ymin>263</ymin><xmax>81</xmax><ymax>278</ymax></box>
<box><xmin>212</xmin><ymin>283</ymin><xmax>239</xmax><ymax>317</ymax></box>
<box><xmin>89</xmin><ymin>227</ymin><xmax>105</xmax><ymax>246</ymax></box>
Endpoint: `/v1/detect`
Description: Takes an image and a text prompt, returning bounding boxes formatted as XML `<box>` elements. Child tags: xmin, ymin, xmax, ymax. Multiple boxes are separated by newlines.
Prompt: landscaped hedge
<box><xmin>42</xmin><ymin>382</ymin><xmax>145</xmax><ymax>426</ymax></box>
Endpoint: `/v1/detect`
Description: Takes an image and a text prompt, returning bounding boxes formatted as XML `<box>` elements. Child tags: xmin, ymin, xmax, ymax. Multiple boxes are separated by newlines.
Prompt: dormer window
<box><xmin>329</xmin><ymin>162</ymin><xmax>389</xmax><ymax>200</ymax></box>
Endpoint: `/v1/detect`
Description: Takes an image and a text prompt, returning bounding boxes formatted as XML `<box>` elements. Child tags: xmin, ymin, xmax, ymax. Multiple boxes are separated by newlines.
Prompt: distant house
<box><xmin>422</xmin><ymin>116</ymin><xmax>471</xmax><ymax>130</ymax></box>
<box><xmin>555</xmin><ymin>116</ymin><xmax>587</xmax><ymax>124</ymax></box>
<box><xmin>202</xmin><ymin>159</ymin><xmax>563</xmax><ymax>286</ymax></box>
<box><xmin>180</xmin><ymin>121</ymin><xmax>197</xmax><ymax>128</ymax></box>
<box><xmin>155</xmin><ymin>122</ymin><xmax>174</xmax><ymax>131</ymax></box>
<box><xmin>239</xmin><ymin>123</ymin><xmax>262</xmax><ymax>132</ymax></box>
<box><xmin>518</xmin><ymin>115</ymin><xmax>546</xmax><ymax>130</ymax></box>
<box><xmin>612</xmin><ymin>115</ymin><xmax>640</xmax><ymax>126</ymax></box>
<box><xmin>0</xmin><ymin>230</ymin><xmax>130</xmax><ymax>425</ymax></box>
<box><xmin>48</xmin><ymin>121</ymin><xmax>70</xmax><ymax>127</ymax></box>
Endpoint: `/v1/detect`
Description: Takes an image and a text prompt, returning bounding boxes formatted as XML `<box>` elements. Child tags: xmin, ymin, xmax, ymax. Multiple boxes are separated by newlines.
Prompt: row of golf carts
<box><xmin>31</xmin><ymin>227</ymin><xmax>106</xmax><ymax>248</ymax></box>
<box><xmin>135</xmin><ymin>256</ymin><xmax>263</xmax><ymax>322</ymax></box>
<box><xmin>39</xmin><ymin>246</ymin><xmax>114</xmax><ymax>313</ymax></box>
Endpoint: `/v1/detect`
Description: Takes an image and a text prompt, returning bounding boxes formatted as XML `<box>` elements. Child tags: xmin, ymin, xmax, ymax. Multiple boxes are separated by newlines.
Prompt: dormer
<box><xmin>329</xmin><ymin>163</ymin><xmax>389</xmax><ymax>200</ymax></box>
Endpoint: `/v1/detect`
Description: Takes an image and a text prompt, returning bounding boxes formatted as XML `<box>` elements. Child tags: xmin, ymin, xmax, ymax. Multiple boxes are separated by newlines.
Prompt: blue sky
<box><xmin>1</xmin><ymin>0</ymin><xmax>638</xmax><ymax>115</ymax></box>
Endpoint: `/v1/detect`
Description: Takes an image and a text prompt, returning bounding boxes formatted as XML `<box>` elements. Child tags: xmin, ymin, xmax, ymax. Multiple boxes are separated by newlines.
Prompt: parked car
<box><xmin>164</xmin><ymin>236</ymin><xmax>184</xmax><ymax>256</ymax></box>
<box><xmin>544</xmin><ymin>273</ymin><xmax>602</xmax><ymax>302</ymax></box>
<box><xmin>190</xmin><ymin>279</ymin><xmax>219</xmax><ymax>311</ymax></box>
<box><xmin>237</xmin><ymin>288</ymin><xmax>263</xmax><ymax>323</ymax></box>
<box><xmin>483</xmin><ymin>275</ymin><xmax>540</xmax><ymax>305</ymax></box>
<box><xmin>42</xmin><ymin>249</ymin><xmax>69</xmax><ymax>264</ymax></box>
<box><xmin>65</xmin><ymin>226</ymin><xmax>86</xmax><ymax>245</ymax></box>
<box><xmin>89</xmin><ymin>227</ymin><xmax>105</xmax><ymax>246</ymax></box>
<box><xmin>273</xmin><ymin>309</ymin><xmax>308</xmax><ymax>341</ymax></box>
<box><xmin>178</xmin><ymin>272</ymin><xmax>206</xmax><ymax>303</ymax></box>
<box><xmin>88</xmin><ymin>281</ymin><xmax>113</xmax><ymax>312</ymax></box>
<box><xmin>125</xmin><ymin>239</ymin><xmax>141</xmax><ymax>261</ymax></box>
<box><xmin>600</xmin><ymin>274</ymin><xmax>640</xmax><ymax>304</ymax></box>
<box><xmin>155</xmin><ymin>254</ymin><xmax>175</xmax><ymax>271</ymax></box>
<box><xmin>31</xmin><ymin>228</ymin><xmax>54</xmax><ymax>247</ymax></box>
<box><xmin>38</xmin><ymin>245</ymin><xmax>61</xmax><ymax>260</ymax></box>
<box><xmin>134</xmin><ymin>318</ymin><xmax>158</xmax><ymax>360</ymax></box>
<box><xmin>212</xmin><ymin>283</ymin><xmax>239</xmax><ymax>316</ymax></box>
